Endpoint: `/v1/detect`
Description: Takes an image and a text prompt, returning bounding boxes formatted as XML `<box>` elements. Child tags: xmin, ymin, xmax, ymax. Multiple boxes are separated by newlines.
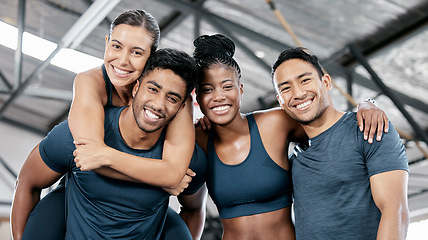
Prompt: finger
<box><xmin>383</xmin><ymin>115</ymin><xmax>389</xmax><ymax>133</ymax></box>
<box><xmin>184</xmin><ymin>175</ymin><xmax>192</xmax><ymax>183</ymax></box>
<box><xmin>73</xmin><ymin>149</ymin><xmax>77</xmax><ymax>157</ymax></box>
<box><xmin>363</xmin><ymin>116</ymin><xmax>370</xmax><ymax>141</ymax></box>
<box><xmin>356</xmin><ymin>111</ymin><xmax>364</xmax><ymax>132</ymax></box>
<box><xmin>376</xmin><ymin>117</ymin><xmax>384</xmax><ymax>141</ymax></box>
<box><xmin>186</xmin><ymin>168</ymin><xmax>196</xmax><ymax>177</ymax></box>
<box><xmin>367</xmin><ymin>115</ymin><xmax>378</xmax><ymax>144</ymax></box>
<box><xmin>199</xmin><ymin>118</ymin><xmax>207</xmax><ymax>130</ymax></box>
<box><xmin>203</xmin><ymin>116</ymin><xmax>211</xmax><ymax>130</ymax></box>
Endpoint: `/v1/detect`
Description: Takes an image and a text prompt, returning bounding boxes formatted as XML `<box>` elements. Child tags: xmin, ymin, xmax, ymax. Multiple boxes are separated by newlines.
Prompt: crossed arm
<box><xmin>370</xmin><ymin>170</ymin><xmax>409</xmax><ymax>240</ymax></box>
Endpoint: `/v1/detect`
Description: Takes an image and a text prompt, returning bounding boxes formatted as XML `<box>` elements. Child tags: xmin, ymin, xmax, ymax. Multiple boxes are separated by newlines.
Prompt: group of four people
<box><xmin>11</xmin><ymin>9</ymin><xmax>409</xmax><ymax>240</ymax></box>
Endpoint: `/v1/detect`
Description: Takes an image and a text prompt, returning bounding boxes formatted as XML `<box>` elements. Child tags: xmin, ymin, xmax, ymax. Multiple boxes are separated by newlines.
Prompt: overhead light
<box><xmin>0</xmin><ymin>21</ymin><xmax>103</xmax><ymax>73</ymax></box>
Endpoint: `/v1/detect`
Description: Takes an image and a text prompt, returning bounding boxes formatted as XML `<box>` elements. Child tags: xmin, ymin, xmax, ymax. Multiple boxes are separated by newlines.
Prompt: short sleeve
<box><xmin>182</xmin><ymin>143</ymin><xmax>207</xmax><ymax>195</ymax></box>
<box><xmin>39</xmin><ymin>121</ymin><xmax>75</xmax><ymax>174</ymax></box>
<box><xmin>363</xmin><ymin>122</ymin><xmax>408</xmax><ymax>177</ymax></box>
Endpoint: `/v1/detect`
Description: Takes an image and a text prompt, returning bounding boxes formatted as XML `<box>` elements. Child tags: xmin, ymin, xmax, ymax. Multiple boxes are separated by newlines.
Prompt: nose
<box><xmin>291</xmin><ymin>85</ymin><xmax>307</xmax><ymax>99</ymax></box>
<box><xmin>150</xmin><ymin>94</ymin><xmax>167</xmax><ymax>113</ymax></box>
<box><xmin>213</xmin><ymin>90</ymin><xmax>226</xmax><ymax>102</ymax></box>
<box><xmin>118</xmin><ymin>51</ymin><xmax>130</xmax><ymax>65</ymax></box>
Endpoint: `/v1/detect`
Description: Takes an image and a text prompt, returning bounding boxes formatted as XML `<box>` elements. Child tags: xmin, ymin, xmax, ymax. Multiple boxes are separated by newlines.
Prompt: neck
<box><xmin>302</xmin><ymin>106</ymin><xmax>345</xmax><ymax>139</ymax></box>
<box><xmin>113</xmin><ymin>85</ymin><xmax>134</xmax><ymax>106</ymax></box>
<box><xmin>212</xmin><ymin>113</ymin><xmax>248</xmax><ymax>143</ymax></box>
<box><xmin>119</xmin><ymin>106</ymin><xmax>163</xmax><ymax>149</ymax></box>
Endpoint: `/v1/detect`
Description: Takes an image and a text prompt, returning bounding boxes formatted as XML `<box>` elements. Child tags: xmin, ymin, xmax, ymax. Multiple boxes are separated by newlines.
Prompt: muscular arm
<box><xmin>10</xmin><ymin>144</ymin><xmax>63</xmax><ymax>240</ymax></box>
<box><xmin>370</xmin><ymin>170</ymin><xmax>409</xmax><ymax>240</ymax></box>
<box><xmin>178</xmin><ymin>185</ymin><xmax>208</xmax><ymax>240</ymax></box>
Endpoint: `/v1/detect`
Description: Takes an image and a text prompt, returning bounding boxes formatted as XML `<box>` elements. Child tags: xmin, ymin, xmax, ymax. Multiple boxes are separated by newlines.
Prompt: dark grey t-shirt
<box><xmin>290</xmin><ymin>112</ymin><xmax>408</xmax><ymax>240</ymax></box>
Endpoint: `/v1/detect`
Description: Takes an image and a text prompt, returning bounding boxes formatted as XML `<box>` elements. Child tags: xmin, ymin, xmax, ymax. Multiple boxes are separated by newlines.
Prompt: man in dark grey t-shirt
<box><xmin>272</xmin><ymin>47</ymin><xmax>409</xmax><ymax>240</ymax></box>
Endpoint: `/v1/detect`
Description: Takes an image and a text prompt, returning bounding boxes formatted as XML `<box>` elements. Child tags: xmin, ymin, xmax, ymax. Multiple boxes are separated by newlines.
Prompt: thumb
<box><xmin>186</xmin><ymin>168</ymin><xmax>196</xmax><ymax>177</ymax></box>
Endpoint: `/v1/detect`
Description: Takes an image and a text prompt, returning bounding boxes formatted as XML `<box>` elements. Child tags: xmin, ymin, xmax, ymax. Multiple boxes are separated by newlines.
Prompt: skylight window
<box><xmin>0</xmin><ymin>21</ymin><xmax>103</xmax><ymax>74</ymax></box>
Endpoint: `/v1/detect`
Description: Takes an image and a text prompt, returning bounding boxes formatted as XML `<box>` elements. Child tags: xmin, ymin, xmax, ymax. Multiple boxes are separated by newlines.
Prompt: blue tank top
<box><xmin>206</xmin><ymin>113</ymin><xmax>292</xmax><ymax>219</ymax></box>
<box><xmin>101</xmin><ymin>64</ymin><xmax>114</xmax><ymax>108</ymax></box>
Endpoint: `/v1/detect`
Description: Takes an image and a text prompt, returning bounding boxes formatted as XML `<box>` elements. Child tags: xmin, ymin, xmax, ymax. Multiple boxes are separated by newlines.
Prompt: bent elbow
<box><xmin>164</xmin><ymin>171</ymin><xmax>186</xmax><ymax>188</ymax></box>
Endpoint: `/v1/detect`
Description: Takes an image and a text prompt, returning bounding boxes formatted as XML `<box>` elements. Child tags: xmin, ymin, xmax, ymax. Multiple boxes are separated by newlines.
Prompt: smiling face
<box><xmin>196</xmin><ymin>65</ymin><xmax>243</xmax><ymax>126</ymax></box>
<box><xmin>273</xmin><ymin>58</ymin><xmax>332</xmax><ymax>125</ymax></box>
<box><xmin>104</xmin><ymin>24</ymin><xmax>153</xmax><ymax>88</ymax></box>
<box><xmin>132</xmin><ymin>68</ymin><xmax>186</xmax><ymax>133</ymax></box>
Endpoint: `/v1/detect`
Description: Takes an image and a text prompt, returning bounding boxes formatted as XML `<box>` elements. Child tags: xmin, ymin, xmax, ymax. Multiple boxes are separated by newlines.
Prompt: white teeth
<box><xmin>296</xmin><ymin>101</ymin><xmax>311</xmax><ymax>109</ymax></box>
<box><xmin>145</xmin><ymin>110</ymin><xmax>160</xmax><ymax>119</ymax></box>
<box><xmin>213</xmin><ymin>105</ymin><xmax>230</xmax><ymax>111</ymax></box>
<box><xmin>113</xmin><ymin>66</ymin><xmax>130</xmax><ymax>75</ymax></box>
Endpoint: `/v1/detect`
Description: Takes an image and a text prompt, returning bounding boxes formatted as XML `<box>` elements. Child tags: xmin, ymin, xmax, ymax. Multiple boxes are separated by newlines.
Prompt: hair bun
<box><xmin>193</xmin><ymin>34</ymin><xmax>235</xmax><ymax>61</ymax></box>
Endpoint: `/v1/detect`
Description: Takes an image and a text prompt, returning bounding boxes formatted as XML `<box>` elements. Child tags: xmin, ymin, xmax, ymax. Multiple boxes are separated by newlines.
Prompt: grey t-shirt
<box><xmin>290</xmin><ymin>112</ymin><xmax>408</xmax><ymax>240</ymax></box>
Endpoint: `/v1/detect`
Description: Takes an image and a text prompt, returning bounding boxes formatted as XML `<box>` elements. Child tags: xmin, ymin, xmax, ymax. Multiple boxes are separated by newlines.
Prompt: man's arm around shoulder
<box><xmin>370</xmin><ymin>169</ymin><xmax>409</xmax><ymax>240</ymax></box>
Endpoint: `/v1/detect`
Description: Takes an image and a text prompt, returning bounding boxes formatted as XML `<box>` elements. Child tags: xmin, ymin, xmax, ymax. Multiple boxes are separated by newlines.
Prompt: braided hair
<box><xmin>193</xmin><ymin>34</ymin><xmax>241</xmax><ymax>83</ymax></box>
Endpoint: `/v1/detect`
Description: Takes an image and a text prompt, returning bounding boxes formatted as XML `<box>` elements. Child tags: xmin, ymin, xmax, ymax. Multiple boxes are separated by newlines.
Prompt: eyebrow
<box><xmin>148</xmin><ymin>80</ymin><xmax>182</xmax><ymax>100</ymax></box>
<box><xmin>200</xmin><ymin>79</ymin><xmax>233</xmax><ymax>86</ymax></box>
<box><xmin>277</xmin><ymin>72</ymin><xmax>312</xmax><ymax>88</ymax></box>
<box><xmin>111</xmin><ymin>39</ymin><xmax>146</xmax><ymax>52</ymax></box>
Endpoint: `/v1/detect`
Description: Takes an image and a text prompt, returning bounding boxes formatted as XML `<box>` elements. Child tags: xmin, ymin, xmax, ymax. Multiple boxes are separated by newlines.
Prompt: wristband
<box><xmin>363</xmin><ymin>98</ymin><xmax>377</xmax><ymax>106</ymax></box>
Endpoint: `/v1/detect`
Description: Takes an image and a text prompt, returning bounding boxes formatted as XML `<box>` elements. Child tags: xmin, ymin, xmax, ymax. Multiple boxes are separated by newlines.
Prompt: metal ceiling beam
<box><xmin>324</xmin><ymin>62</ymin><xmax>428</xmax><ymax>114</ymax></box>
<box><xmin>335</xmin><ymin>1</ymin><xmax>428</xmax><ymax>67</ymax></box>
<box><xmin>0</xmin><ymin>155</ymin><xmax>17</xmax><ymax>179</ymax></box>
<box><xmin>23</xmin><ymin>88</ymin><xmax>72</xmax><ymax>101</ymax></box>
<box><xmin>1</xmin><ymin>117</ymin><xmax>46</xmax><ymax>136</ymax></box>
<box><xmin>158</xmin><ymin>11</ymin><xmax>186</xmax><ymax>37</ymax></box>
<box><xmin>349</xmin><ymin>44</ymin><xmax>428</xmax><ymax>144</ymax></box>
<box><xmin>0</xmin><ymin>0</ymin><xmax>121</xmax><ymax>120</ymax></box>
<box><xmin>0</xmin><ymin>71</ymin><xmax>12</xmax><ymax>91</ymax></box>
<box><xmin>13</xmin><ymin>0</ymin><xmax>26</xmax><ymax>90</ymax></box>
<box><xmin>159</xmin><ymin>0</ymin><xmax>291</xmax><ymax>51</ymax></box>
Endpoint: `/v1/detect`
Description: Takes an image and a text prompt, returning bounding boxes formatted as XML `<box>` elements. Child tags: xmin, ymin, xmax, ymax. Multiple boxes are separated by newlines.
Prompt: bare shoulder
<box><xmin>252</xmin><ymin>107</ymin><xmax>296</xmax><ymax>131</ymax></box>
<box><xmin>73</xmin><ymin>67</ymin><xmax>106</xmax><ymax>96</ymax></box>
<box><xmin>74</xmin><ymin>67</ymin><xmax>104</xmax><ymax>88</ymax></box>
<box><xmin>195</xmin><ymin>125</ymin><xmax>209</xmax><ymax>154</ymax></box>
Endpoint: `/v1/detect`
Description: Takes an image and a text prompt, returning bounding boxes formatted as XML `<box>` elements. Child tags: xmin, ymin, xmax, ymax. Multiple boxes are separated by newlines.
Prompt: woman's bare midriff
<box><xmin>220</xmin><ymin>207</ymin><xmax>295</xmax><ymax>240</ymax></box>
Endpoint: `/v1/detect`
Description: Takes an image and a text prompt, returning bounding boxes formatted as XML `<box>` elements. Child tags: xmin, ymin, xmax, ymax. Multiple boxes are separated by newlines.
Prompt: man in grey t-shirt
<box><xmin>272</xmin><ymin>47</ymin><xmax>409</xmax><ymax>239</ymax></box>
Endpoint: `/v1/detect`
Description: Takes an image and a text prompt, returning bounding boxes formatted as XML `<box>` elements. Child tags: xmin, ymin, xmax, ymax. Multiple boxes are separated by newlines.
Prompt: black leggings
<box><xmin>22</xmin><ymin>183</ymin><xmax>192</xmax><ymax>240</ymax></box>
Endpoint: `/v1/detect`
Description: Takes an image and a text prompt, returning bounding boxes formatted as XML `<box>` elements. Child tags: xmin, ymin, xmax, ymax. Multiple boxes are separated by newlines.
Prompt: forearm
<box><xmin>11</xmin><ymin>185</ymin><xmax>41</xmax><ymax>240</ymax></box>
<box><xmin>179</xmin><ymin>208</ymin><xmax>206</xmax><ymax>240</ymax></box>
<box><xmin>93</xmin><ymin>167</ymin><xmax>140</xmax><ymax>183</ymax></box>
<box><xmin>377</xmin><ymin>207</ymin><xmax>409</xmax><ymax>240</ymax></box>
<box><xmin>105</xmin><ymin>147</ymin><xmax>188</xmax><ymax>187</ymax></box>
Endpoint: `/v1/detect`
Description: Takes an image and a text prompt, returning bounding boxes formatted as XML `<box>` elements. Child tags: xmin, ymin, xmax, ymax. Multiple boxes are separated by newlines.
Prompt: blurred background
<box><xmin>0</xmin><ymin>0</ymin><xmax>427</xmax><ymax>239</ymax></box>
